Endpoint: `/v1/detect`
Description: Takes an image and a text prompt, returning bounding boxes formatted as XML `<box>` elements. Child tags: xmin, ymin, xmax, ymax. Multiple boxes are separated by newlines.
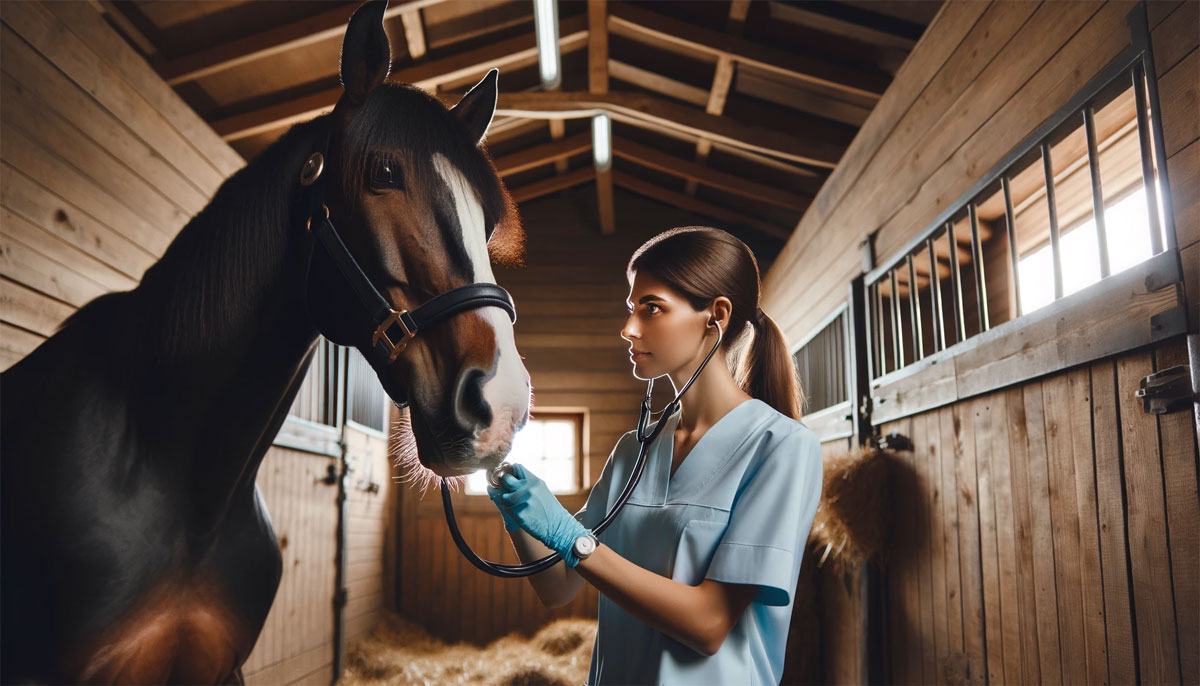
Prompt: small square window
<box><xmin>464</xmin><ymin>412</ymin><xmax>584</xmax><ymax>495</ymax></box>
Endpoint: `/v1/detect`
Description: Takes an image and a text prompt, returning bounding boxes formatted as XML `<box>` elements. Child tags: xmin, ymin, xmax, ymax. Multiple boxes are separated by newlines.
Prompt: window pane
<box><xmin>464</xmin><ymin>416</ymin><xmax>581</xmax><ymax>495</ymax></box>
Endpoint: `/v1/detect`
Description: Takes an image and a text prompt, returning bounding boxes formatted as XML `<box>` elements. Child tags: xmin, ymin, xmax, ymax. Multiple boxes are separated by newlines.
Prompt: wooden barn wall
<box><xmin>760</xmin><ymin>0</ymin><xmax>1199</xmax><ymax>345</ymax></box>
<box><xmin>0</xmin><ymin>0</ymin><xmax>242</xmax><ymax>367</ymax></box>
<box><xmin>760</xmin><ymin>1</ymin><xmax>1198</xmax><ymax>684</ymax></box>
<box><xmin>244</xmin><ymin>425</ymin><xmax>395</xmax><ymax>685</ymax></box>
<box><xmin>1</xmin><ymin>4</ymin><xmax>401</xmax><ymax>683</ymax></box>
<box><xmin>880</xmin><ymin>337</ymin><xmax>1198</xmax><ymax>685</ymax></box>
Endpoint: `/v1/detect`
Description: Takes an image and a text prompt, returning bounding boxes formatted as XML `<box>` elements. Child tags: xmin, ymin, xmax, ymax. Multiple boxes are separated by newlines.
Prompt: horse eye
<box><xmin>369</xmin><ymin>157</ymin><xmax>400</xmax><ymax>189</ymax></box>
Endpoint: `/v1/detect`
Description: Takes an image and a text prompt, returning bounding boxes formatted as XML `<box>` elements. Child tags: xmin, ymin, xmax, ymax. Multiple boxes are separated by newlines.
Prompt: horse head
<box><xmin>304</xmin><ymin>0</ymin><xmax>531</xmax><ymax>481</ymax></box>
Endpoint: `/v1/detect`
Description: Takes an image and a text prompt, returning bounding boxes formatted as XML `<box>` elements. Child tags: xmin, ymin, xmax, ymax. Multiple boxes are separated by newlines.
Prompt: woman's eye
<box><xmin>645</xmin><ymin>303</ymin><xmax>662</xmax><ymax>314</ymax></box>
<box><xmin>369</xmin><ymin>158</ymin><xmax>400</xmax><ymax>189</ymax></box>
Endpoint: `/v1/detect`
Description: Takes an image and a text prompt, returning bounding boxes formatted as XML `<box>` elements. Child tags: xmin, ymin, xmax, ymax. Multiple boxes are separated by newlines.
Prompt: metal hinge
<box><xmin>1136</xmin><ymin>364</ymin><xmax>1196</xmax><ymax>414</ymax></box>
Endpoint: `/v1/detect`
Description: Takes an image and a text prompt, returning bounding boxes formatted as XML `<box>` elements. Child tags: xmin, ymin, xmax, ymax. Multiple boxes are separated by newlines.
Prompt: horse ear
<box><xmin>450</xmin><ymin>68</ymin><xmax>498</xmax><ymax>146</ymax></box>
<box><xmin>340</xmin><ymin>0</ymin><xmax>391</xmax><ymax>102</ymax></box>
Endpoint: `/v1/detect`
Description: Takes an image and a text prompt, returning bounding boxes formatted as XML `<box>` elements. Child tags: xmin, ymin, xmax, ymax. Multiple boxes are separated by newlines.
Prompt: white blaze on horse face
<box><xmin>432</xmin><ymin>153</ymin><xmax>530</xmax><ymax>458</ymax></box>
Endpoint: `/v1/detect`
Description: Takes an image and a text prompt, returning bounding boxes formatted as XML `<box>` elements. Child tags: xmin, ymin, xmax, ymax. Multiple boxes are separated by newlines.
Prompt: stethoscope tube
<box><xmin>441</xmin><ymin>321</ymin><xmax>725</xmax><ymax>577</ymax></box>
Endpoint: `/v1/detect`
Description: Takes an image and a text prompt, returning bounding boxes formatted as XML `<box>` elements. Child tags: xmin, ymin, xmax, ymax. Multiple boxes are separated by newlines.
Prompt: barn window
<box><xmin>345</xmin><ymin>347</ymin><xmax>388</xmax><ymax>434</ymax></box>
<box><xmin>464</xmin><ymin>411</ymin><xmax>585</xmax><ymax>495</ymax></box>
<box><xmin>287</xmin><ymin>338</ymin><xmax>342</xmax><ymax>427</ymax></box>
<box><xmin>863</xmin><ymin>6</ymin><xmax>1186</xmax><ymax>424</ymax></box>
<box><xmin>792</xmin><ymin>307</ymin><xmax>852</xmax><ymax>442</ymax></box>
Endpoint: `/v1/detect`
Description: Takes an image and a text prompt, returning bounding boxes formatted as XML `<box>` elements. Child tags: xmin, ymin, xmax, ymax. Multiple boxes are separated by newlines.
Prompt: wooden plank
<box><xmin>1020</xmin><ymin>381</ymin><xmax>1063</xmax><ymax>684</ymax></box>
<box><xmin>494</xmin><ymin>133</ymin><xmax>592</xmax><ymax>176</ymax></box>
<box><xmin>1065</xmin><ymin>368</ymin><xmax>1109</xmax><ymax>685</ymax></box>
<box><xmin>606</xmin><ymin>1</ymin><xmax>889</xmax><ymax>99</ymax></box>
<box><xmin>1167</xmin><ymin>139</ymin><xmax>1199</xmax><ymax>251</ymax></box>
<box><xmin>494</xmin><ymin>91</ymin><xmax>844</xmax><ymax>169</ymax></box>
<box><xmin>0</xmin><ymin>119</ymin><xmax>172</xmax><ymax>257</ymax></box>
<box><xmin>951</xmin><ymin>401</ymin><xmax>986</xmax><ymax>685</ymax></box>
<box><xmin>986</xmin><ymin>390</ymin><xmax>1023</xmax><ymax>684</ymax></box>
<box><xmin>607</xmin><ymin>59</ymin><xmax>708</xmax><ymax>107</ymax></box>
<box><xmin>38</xmin><ymin>0</ymin><xmax>243</xmax><ymax>176</ymax></box>
<box><xmin>1115</xmin><ymin>351</ymin><xmax>1181</xmax><ymax>684</ymax></box>
<box><xmin>764</xmin><ymin>0</ymin><xmax>1034</xmax><ymax>306</ymax></box>
<box><xmin>1151</xmin><ymin>0</ymin><xmax>1199</xmax><ymax>76</ymax></box>
<box><xmin>1041</xmin><ymin>372</ymin><xmax>1088</xmax><ymax>685</ymax></box>
<box><xmin>1158</xmin><ymin>48</ymin><xmax>1198</xmax><ymax>158</ymax></box>
<box><xmin>1002</xmin><ymin>386</ymin><xmax>1043</xmax><ymax>684</ymax></box>
<box><xmin>0</xmin><ymin>1</ymin><xmax>227</xmax><ymax>191</ymax></box>
<box><xmin>0</xmin><ymin>74</ymin><xmax>193</xmax><ymax>237</ymax></box>
<box><xmin>510</xmin><ymin>167</ymin><xmax>595</xmax><ymax>204</ymax></box>
<box><xmin>588</xmin><ymin>0</ymin><xmax>608</xmax><ymax>95</ymax></box>
<box><xmin>1088</xmin><ymin>360</ymin><xmax>1137</xmax><ymax>684</ymax></box>
<box><xmin>1154</xmin><ymin>340</ymin><xmax>1200</xmax><ymax>685</ymax></box>
<box><xmin>971</xmin><ymin>394</ymin><xmax>1006</xmax><ymax>684</ymax></box>
<box><xmin>211</xmin><ymin>16</ymin><xmax>591</xmax><ymax>140</ymax></box>
<box><xmin>613</xmin><ymin>137</ymin><xmax>812</xmax><ymax>211</ymax></box>
<box><xmin>0</xmin><ymin>216</ymin><xmax>129</xmax><ymax>307</ymax></box>
<box><xmin>1</xmin><ymin>163</ymin><xmax>155</xmax><ymax>281</ymax></box>
<box><xmin>0</xmin><ymin>321</ymin><xmax>43</xmax><ymax>367</ymax></box>
<box><xmin>0</xmin><ymin>26</ymin><xmax>211</xmax><ymax>215</ymax></box>
<box><xmin>0</xmin><ymin>277</ymin><xmax>73</xmax><ymax>337</ymax></box>
<box><xmin>916</xmin><ymin>412</ymin><xmax>937</xmax><ymax>684</ymax></box>
<box><xmin>612</xmin><ymin>171</ymin><xmax>789</xmax><ymax>239</ymax></box>
<box><xmin>937</xmin><ymin>406</ymin><xmax>966</xmax><ymax>664</ymax></box>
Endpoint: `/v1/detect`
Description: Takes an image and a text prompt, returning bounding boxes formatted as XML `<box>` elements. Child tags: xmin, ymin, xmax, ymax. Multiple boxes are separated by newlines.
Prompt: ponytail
<box><xmin>736</xmin><ymin>308</ymin><xmax>803</xmax><ymax>421</ymax></box>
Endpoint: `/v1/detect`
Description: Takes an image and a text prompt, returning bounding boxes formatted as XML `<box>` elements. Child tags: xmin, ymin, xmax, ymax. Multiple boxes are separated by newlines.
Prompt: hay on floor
<box><xmin>342</xmin><ymin>611</ymin><xmax>595</xmax><ymax>686</ymax></box>
<box><xmin>809</xmin><ymin>445</ymin><xmax>898</xmax><ymax>571</ymax></box>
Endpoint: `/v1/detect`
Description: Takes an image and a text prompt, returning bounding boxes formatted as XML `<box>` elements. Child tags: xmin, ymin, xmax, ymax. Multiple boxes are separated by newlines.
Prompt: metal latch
<box><xmin>1136</xmin><ymin>365</ymin><xmax>1196</xmax><ymax>414</ymax></box>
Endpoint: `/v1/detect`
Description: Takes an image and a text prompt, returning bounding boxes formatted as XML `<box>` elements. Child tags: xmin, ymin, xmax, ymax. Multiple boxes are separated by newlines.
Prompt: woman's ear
<box><xmin>708</xmin><ymin>297</ymin><xmax>733</xmax><ymax>330</ymax></box>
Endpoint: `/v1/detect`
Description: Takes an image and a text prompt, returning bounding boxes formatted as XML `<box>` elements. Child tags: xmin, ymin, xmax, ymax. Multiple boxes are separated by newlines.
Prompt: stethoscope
<box><xmin>440</xmin><ymin>320</ymin><xmax>726</xmax><ymax>577</ymax></box>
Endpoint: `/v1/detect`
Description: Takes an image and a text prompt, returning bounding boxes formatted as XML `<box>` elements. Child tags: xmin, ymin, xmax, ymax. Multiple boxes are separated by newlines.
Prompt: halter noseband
<box><xmin>298</xmin><ymin>148</ymin><xmax>517</xmax><ymax>408</ymax></box>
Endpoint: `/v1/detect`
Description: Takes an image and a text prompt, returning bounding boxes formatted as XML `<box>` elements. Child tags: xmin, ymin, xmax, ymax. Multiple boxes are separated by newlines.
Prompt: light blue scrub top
<box><xmin>572</xmin><ymin>398</ymin><xmax>823</xmax><ymax>686</ymax></box>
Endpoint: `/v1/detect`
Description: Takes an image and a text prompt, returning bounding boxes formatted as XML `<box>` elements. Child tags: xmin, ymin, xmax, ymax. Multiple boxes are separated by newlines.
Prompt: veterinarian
<box><xmin>488</xmin><ymin>227</ymin><xmax>823</xmax><ymax>685</ymax></box>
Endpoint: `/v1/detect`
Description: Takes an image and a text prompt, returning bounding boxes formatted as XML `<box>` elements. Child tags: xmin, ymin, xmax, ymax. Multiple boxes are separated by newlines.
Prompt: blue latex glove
<box><xmin>486</xmin><ymin>463</ymin><xmax>591</xmax><ymax>568</ymax></box>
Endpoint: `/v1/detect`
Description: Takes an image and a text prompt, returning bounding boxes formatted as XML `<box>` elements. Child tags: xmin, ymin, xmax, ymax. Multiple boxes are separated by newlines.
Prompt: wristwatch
<box><xmin>572</xmin><ymin>532</ymin><xmax>599</xmax><ymax>562</ymax></box>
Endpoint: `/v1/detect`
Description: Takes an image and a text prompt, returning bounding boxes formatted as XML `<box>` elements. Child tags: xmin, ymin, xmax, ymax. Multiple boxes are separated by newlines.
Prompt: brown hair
<box><xmin>627</xmin><ymin>227</ymin><xmax>804</xmax><ymax>420</ymax></box>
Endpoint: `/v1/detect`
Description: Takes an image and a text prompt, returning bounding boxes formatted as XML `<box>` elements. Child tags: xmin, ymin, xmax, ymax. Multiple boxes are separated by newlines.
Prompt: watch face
<box><xmin>575</xmin><ymin>534</ymin><xmax>596</xmax><ymax>556</ymax></box>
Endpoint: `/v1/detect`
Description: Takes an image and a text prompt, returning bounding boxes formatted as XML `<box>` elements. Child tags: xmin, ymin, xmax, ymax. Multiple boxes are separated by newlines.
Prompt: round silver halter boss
<box><xmin>300</xmin><ymin>152</ymin><xmax>325</xmax><ymax>186</ymax></box>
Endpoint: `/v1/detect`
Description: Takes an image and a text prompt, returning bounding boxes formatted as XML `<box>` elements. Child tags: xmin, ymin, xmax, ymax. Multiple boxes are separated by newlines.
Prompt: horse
<box><xmin>0</xmin><ymin>2</ymin><xmax>531</xmax><ymax>681</ymax></box>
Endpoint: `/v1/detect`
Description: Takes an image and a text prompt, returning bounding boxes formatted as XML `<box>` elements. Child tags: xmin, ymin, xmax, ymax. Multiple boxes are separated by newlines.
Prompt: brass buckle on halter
<box><xmin>373</xmin><ymin>309</ymin><xmax>416</xmax><ymax>363</ymax></box>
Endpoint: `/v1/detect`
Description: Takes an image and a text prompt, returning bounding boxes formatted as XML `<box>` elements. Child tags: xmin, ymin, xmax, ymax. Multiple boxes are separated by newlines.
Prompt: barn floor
<box><xmin>342</xmin><ymin>611</ymin><xmax>596</xmax><ymax>686</ymax></box>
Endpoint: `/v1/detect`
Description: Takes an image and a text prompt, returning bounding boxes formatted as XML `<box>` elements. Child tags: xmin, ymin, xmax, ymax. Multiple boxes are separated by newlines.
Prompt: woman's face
<box><xmin>621</xmin><ymin>270</ymin><xmax>711</xmax><ymax>381</ymax></box>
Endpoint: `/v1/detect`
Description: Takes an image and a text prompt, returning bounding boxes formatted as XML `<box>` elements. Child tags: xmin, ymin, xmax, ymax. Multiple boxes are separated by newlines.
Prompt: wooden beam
<box><xmin>510</xmin><ymin>167</ymin><xmax>595</xmax><ymax>203</ymax></box>
<box><xmin>607</xmin><ymin>1</ymin><xmax>887</xmax><ymax>100</ymax></box>
<box><xmin>548</xmin><ymin>120</ymin><xmax>569</xmax><ymax>173</ymax></box>
<box><xmin>400</xmin><ymin>7</ymin><xmax>427</xmax><ymax>60</ymax></box>
<box><xmin>612</xmin><ymin>171</ymin><xmax>790</xmax><ymax>239</ymax></box>
<box><xmin>768</xmin><ymin>1</ymin><xmax>919</xmax><ymax>50</ymax></box>
<box><xmin>614</xmin><ymin>137</ymin><xmax>810</xmax><ymax>211</ymax></box>
<box><xmin>734</xmin><ymin>68</ymin><xmax>871</xmax><ymax>127</ymax></box>
<box><xmin>495</xmin><ymin>132</ymin><xmax>592</xmax><ymax>176</ymax></box>
<box><xmin>597</xmin><ymin>167</ymin><xmax>615</xmax><ymax>234</ymax></box>
<box><xmin>689</xmin><ymin>0</ymin><xmax>746</xmax><ymax>197</ymax></box>
<box><xmin>588</xmin><ymin>0</ymin><xmax>609</xmax><ymax>95</ymax></box>
<box><xmin>158</xmin><ymin>0</ymin><xmax>446</xmax><ymax>86</ymax></box>
<box><xmin>727</xmin><ymin>0</ymin><xmax>752</xmax><ymax>35</ymax></box>
<box><xmin>491</xmin><ymin>91</ymin><xmax>843</xmax><ymax>168</ymax></box>
<box><xmin>211</xmin><ymin>15</ymin><xmax>590</xmax><ymax>141</ymax></box>
<box><xmin>608</xmin><ymin>59</ymin><xmax>709</xmax><ymax>107</ymax></box>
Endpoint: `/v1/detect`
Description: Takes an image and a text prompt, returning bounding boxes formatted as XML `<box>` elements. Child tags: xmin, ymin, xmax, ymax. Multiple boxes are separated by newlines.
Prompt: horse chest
<box><xmin>72</xmin><ymin>584</ymin><xmax>246</xmax><ymax>684</ymax></box>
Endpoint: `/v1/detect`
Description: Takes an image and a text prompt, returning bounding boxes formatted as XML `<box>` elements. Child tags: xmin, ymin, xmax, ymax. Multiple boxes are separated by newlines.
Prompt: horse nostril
<box><xmin>452</xmin><ymin>367</ymin><xmax>492</xmax><ymax>433</ymax></box>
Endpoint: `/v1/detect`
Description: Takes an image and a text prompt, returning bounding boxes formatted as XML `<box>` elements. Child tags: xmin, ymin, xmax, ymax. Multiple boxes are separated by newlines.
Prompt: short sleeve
<box><xmin>704</xmin><ymin>427</ymin><xmax>823</xmax><ymax>606</ymax></box>
<box><xmin>572</xmin><ymin>431</ymin><xmax>632</xmax><ymax>531</ymax></box>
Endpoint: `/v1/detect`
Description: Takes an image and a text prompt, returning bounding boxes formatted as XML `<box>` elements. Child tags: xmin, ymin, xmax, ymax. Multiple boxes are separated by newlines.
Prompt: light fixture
<box><xmin>533</xmin><ymin>0</ymin><xmax>561</xmax><ymax>90</ymax></box>
<box><xmin>592</xmin><ymin>113</ymin><xmax>612</xmax><ymax>172</ymax></box>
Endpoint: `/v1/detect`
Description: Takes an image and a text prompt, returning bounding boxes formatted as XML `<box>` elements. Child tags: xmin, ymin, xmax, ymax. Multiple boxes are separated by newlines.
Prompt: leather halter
<box><xmin>299</xmin><ymin>148</ymin><xmax>517</xmax><ymax>409</ymax></box>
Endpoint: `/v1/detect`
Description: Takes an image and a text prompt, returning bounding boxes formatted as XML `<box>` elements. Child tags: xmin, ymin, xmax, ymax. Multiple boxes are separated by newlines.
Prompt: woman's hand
<box><xmin>486</xmin><ymin>464</ymin><xmax>590</xmax><ymax>567</ymax></box>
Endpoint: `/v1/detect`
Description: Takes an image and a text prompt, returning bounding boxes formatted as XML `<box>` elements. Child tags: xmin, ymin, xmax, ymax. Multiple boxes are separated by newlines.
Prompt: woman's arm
<box><xmin>506</xmin><ymin>527</ymin><xmax>587</xmax><ymax>608</ymax></box>
<box><xmin>573</xmin><ymin>542</ymin><xmax>759</xmax><ymax>656</ymax></box>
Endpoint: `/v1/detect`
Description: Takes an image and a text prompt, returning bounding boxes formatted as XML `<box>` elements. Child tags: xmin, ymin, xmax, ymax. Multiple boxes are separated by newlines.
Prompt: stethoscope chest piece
<box><xmin>488</xmin><ymin>461</ymin><xmax>515</xmax><ymax>489</ymax></box>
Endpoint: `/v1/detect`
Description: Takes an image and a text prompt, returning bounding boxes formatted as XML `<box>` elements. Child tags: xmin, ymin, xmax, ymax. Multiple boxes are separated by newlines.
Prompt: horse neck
<box><xmin>129</xmin><ymin>121</ymin><xmax>329</xmax><ymax>534</ymax></box>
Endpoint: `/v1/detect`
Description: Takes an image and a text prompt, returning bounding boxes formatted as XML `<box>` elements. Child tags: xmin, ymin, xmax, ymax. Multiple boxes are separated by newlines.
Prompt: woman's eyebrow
<box><xmin>637</xmin><ymin>295</ymin><xmax>666</xmax><ymax>304</ymax></box>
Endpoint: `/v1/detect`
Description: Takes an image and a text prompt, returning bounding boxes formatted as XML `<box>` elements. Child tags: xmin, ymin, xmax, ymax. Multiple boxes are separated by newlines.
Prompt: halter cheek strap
<box><xmin>298</xmin><ymin>147</ymin><xmax>517</xmax><ymax>406</ymax></box>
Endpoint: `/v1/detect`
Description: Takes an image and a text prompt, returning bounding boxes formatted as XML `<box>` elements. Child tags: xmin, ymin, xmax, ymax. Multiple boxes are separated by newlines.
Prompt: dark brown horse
<box><xmin>0</xmin><ymin>2</ymin><xmax>530</xmax><ymax>681</ymax></box>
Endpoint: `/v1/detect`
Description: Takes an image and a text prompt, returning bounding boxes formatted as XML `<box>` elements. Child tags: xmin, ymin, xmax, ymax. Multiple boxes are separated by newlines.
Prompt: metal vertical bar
<box><xmin>890</xmin><ymin>268</ymin><xmax>904</xmax><ymax>370</ymax></box>
<box><xmin>946</xmin><ymin>221</ymin><xmax>966</xmax><ymax>344</ymax></box>
<box><xmin>928</xmin><ymin>236</ymin><xmax>945</xmax><ymax>351</ymax></box>
<box><xmin>1041</xmin><ymin>143</ymin><xmax>1064</xmax><ymax>300</ymax></box>
<box><xmin>1083</xmin><ymin>107</ymin><xmax>1111</xmax><ymax>278</ymax></box>
<box><xmin>968</xmin><ymin>203</ymin><xmax>990</xmax><ymax>332</ymax></box>
<box><xmin>1132</xmin><ymin>2</ymin><xmax>1177</xmax><ymax>251</ymax></box>
<box><xmin>1001</xmin><ymin>176</ymin><xmax>1023</xmax><ymax>318</ymax></box>
<box><xmin>1133</xmin><ymin>64</ymin><xmax>1164</xmax><ymax>255</ymax></box>
<box><xmin>878</xmin><ymin>281</ymin><xmax>888</xmax><ymax>378</ymax></box>
<box><xmin>906</xmin><ymin>253</ymin><xmax>924</xmax><ymax>360</ymax></box>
